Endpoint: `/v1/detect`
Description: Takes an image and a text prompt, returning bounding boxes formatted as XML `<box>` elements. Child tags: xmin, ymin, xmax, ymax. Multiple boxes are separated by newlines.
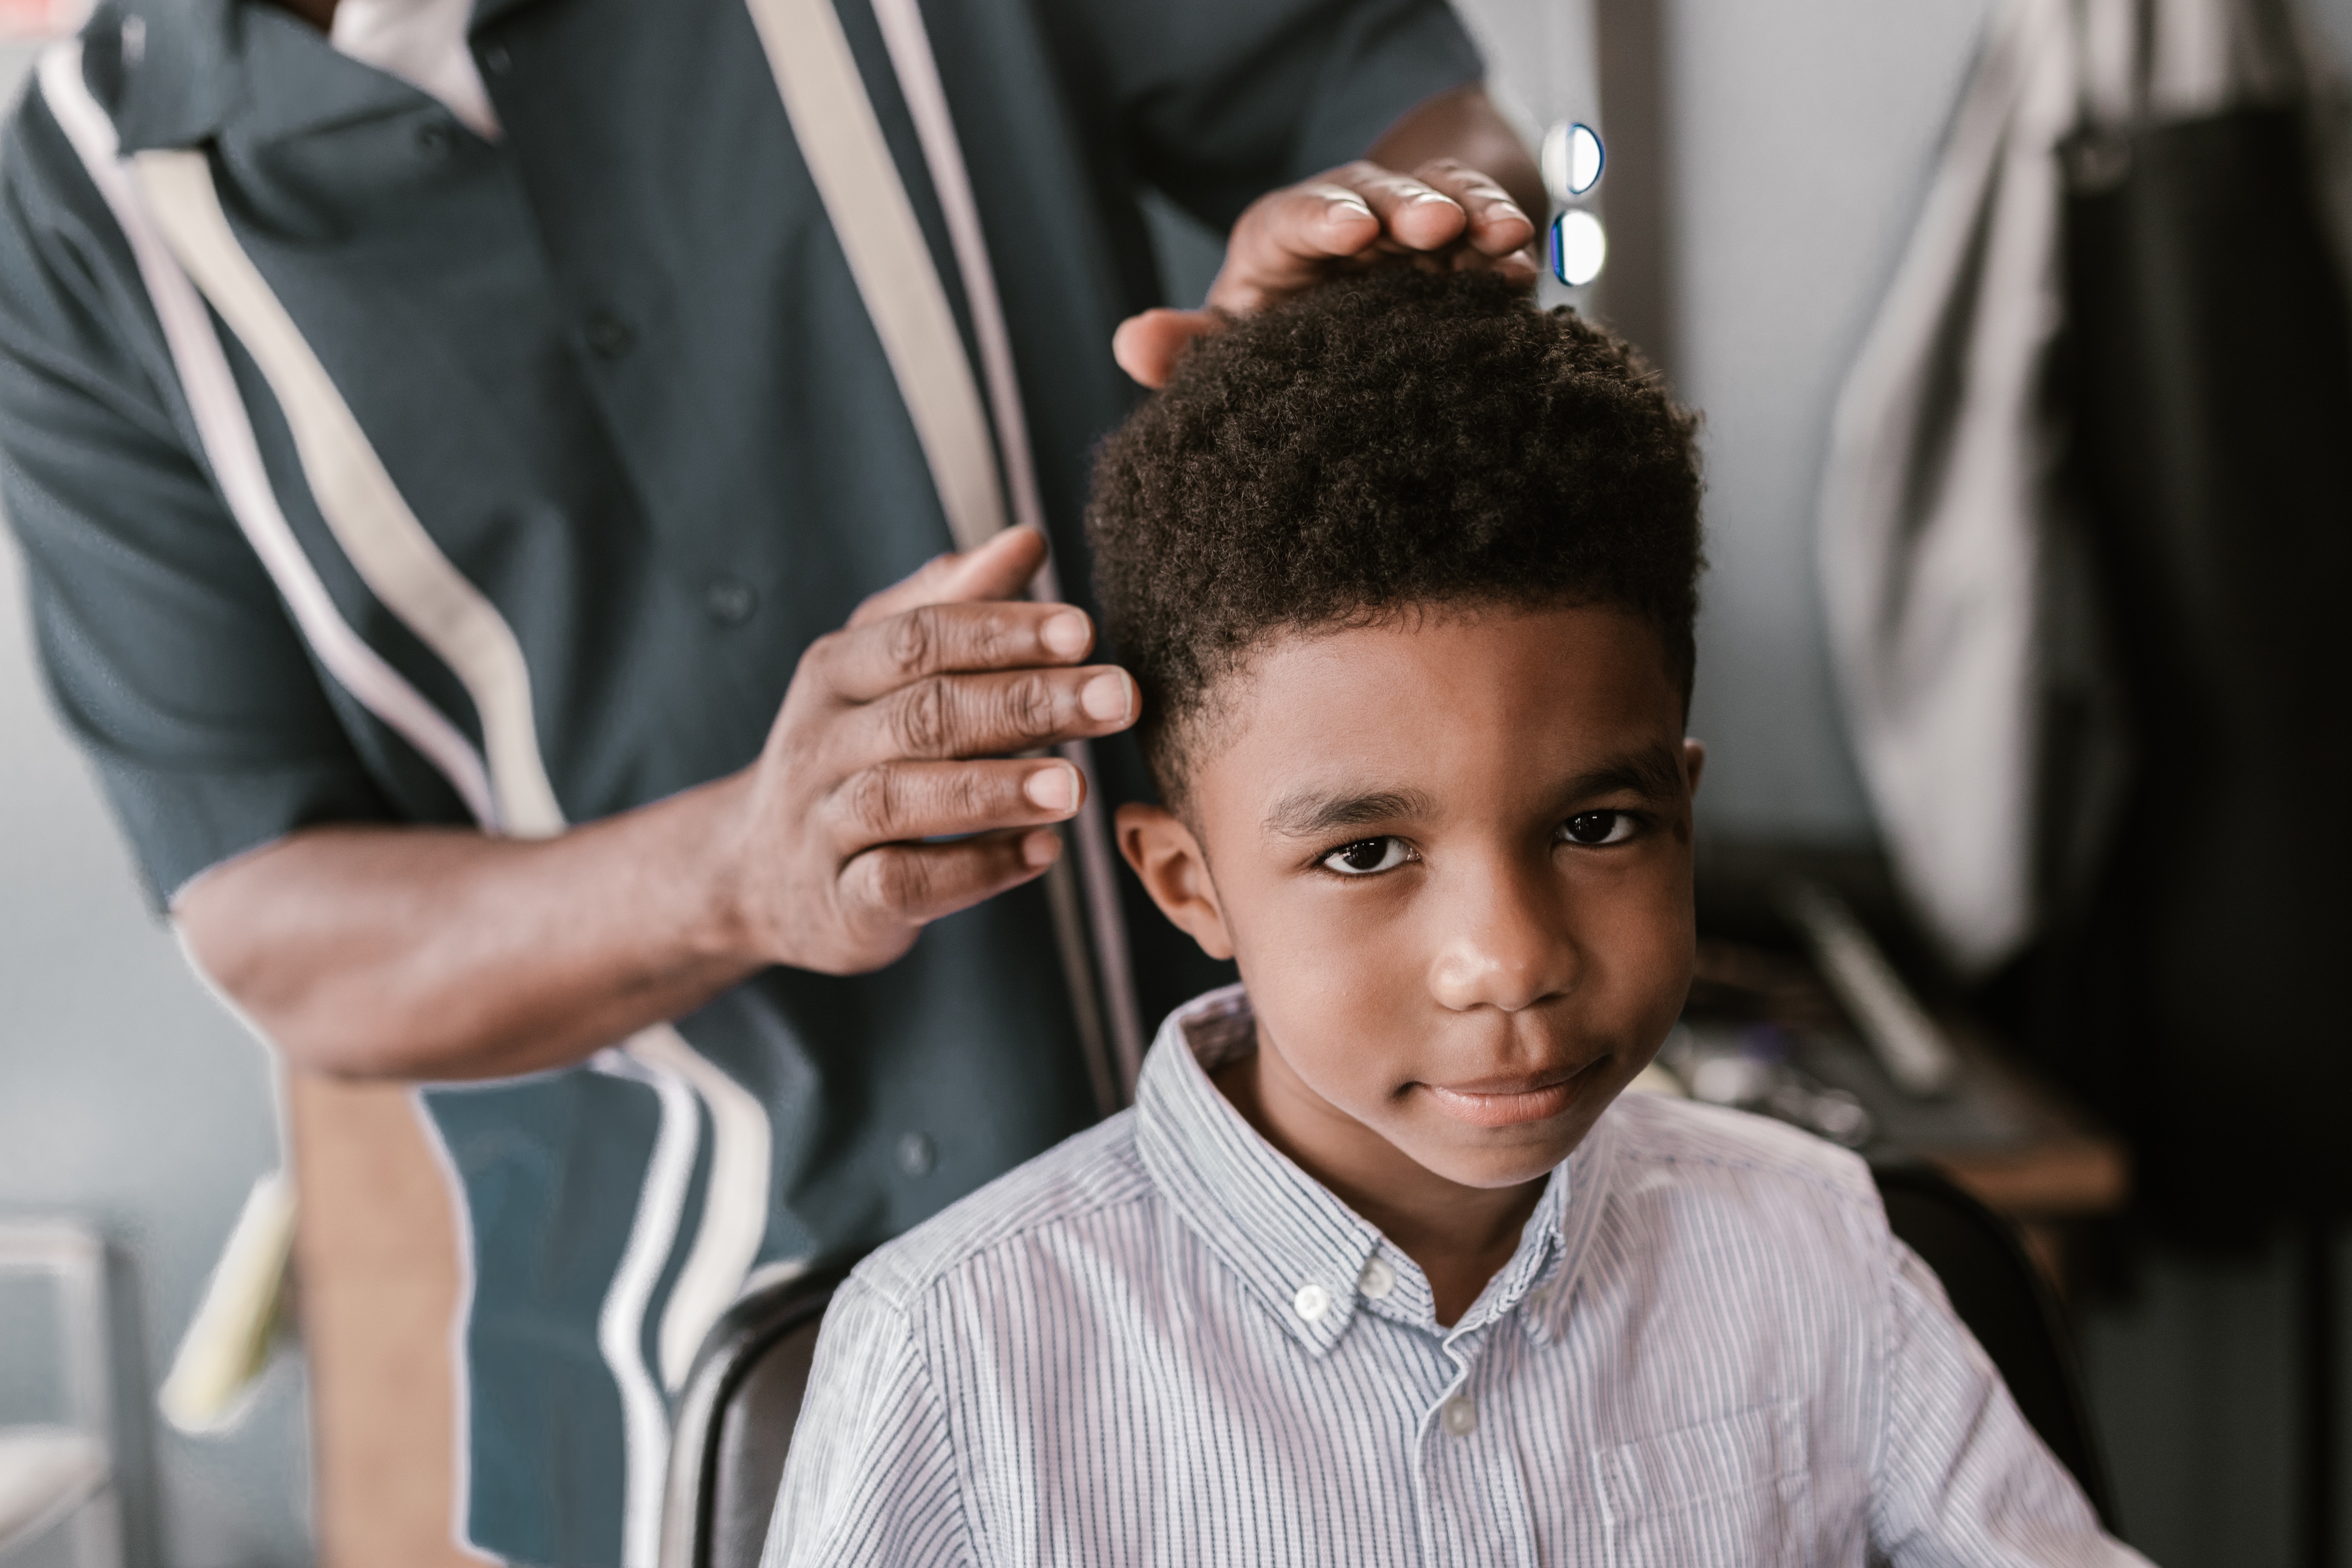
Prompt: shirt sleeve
<box><xmin>763</xmin><ymin>1276</ymin><xmax>977</xmax><ymax>1568</ymax></box>
<box><xmin>0</xmin><ymin>81</ymin><xmax>394</xmax><ymax>907</ymax></box>
<box><xmin>1869</xmin><ymin>1237</ymin><xmax>2151</xmax><ymax>1567</ymax></box>
<box><xmin>1046</xmin><ymin>0</ymin><xmax>1487</xmax><ymax>232</ymax></box>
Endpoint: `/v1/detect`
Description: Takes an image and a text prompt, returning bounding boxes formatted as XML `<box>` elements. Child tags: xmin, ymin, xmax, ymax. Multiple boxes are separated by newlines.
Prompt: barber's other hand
<box><xmin>718</xmin><ymin>526</ymin><xmax>1134</xmax><ymax>975</ymax></box>
<box><xmin>1114</xmin><ymin>157</ymin><xmax>1537</xmax><ymax>389</ymax></box>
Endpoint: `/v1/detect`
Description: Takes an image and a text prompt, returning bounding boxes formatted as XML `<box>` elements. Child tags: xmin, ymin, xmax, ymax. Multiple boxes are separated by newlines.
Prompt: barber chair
<box><xmin>658</xmin><ymin>1166</ymin><xmax>2116</xmax><ymax>1568</ymax></box>
<box><xmin>1869</xmin><ymin>1160</ymin><xmax>2116</xmax><ymax>1529</ymax></box>
<box><xmin>658</xmin><ymin>1260</ymin><xmax>860</xmax><ymax>1568</ymax></box>
<box><xmin>0</xmin><ymin>1221</ymin><xmax>123</xmax><ymax>1568</ymax></box>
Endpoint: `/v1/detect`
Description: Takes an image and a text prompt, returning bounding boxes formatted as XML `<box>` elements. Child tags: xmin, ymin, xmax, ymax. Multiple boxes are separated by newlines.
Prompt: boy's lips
<box><xmin>1417</xmin><ymin>1058</ymin><xmax>1604</xmax><ymax>1128</ymax></box>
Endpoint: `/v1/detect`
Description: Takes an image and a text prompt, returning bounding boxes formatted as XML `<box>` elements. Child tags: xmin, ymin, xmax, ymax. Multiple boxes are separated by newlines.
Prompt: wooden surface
<box><xmin>1688</xmin><ymin>937</ymin><xmax>2133</xmax><ymax>1236</ymax></box>
<box><xmin>1919</xmin><ymin>1027</ymin><xmax>2131</xmax><ymax>1222</ymax></box>
<box><xmin>286</xmin><ymin>1073</ymin><xmax>491</xmax><ymax>1568</ymax></box>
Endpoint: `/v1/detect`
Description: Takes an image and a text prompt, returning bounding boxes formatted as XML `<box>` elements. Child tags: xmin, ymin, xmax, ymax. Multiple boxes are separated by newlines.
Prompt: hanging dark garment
<box><xmin>2044</xmin><ymin>105</ymin><xmax>2352</xmax><ymax>1230</ymax></box>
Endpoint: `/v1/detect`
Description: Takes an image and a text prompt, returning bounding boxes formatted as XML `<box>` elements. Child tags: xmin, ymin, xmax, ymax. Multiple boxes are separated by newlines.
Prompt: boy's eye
<box><xmin>1560</xmin><ymin>810</ymin><xmax>1636</xmax><ymax>846</ymax></box>
<box><xmin>1320</xmin><ymin>837</ymin><xmax>1411</xmax><ymax>876</ymax></box>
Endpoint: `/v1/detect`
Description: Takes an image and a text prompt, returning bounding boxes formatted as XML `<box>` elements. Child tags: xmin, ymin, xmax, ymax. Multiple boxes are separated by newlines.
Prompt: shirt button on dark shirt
<box><xmin>704</xmin><ymin>577</ymin><xmax>757</xmax><ymax>626</ymax></box>
<box><xmin>584</xmin><ymin>310</ymin><xmax>635</xmax><ymax>359</ymax></box>
<box><xmin>896</xmin><ymin>1132</ymin><xmax>937</xmax><ymax>1178</ymax></box>
<box><xmin>415</xmin><ymin>121</ymin><xmax>455</xmax><ymax>158</ymax></box>
<box><xmin>479</xmin><ymin>43</ymin><xmax>512</xmax><ymax>75</ymax></box>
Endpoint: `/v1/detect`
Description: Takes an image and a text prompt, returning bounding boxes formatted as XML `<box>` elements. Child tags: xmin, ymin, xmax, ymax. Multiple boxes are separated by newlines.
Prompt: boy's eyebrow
<box><xmin>1560</xmin><ymin>746</ymin><xmax>1688</xmax><ymax>804</ymax></box>
<box><xmin>1263</xmin><ymin>748</ymin><xmax>1687</xmax><ymax>840</ymax></box>
<box><xmin>1262</xmin><ymin>787</ymin><xmax>1438</xmax><ymax>840</ymax></box>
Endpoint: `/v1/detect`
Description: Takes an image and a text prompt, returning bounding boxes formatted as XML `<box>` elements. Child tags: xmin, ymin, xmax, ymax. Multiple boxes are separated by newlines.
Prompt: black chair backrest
<box><xmin>663</xmin><ymin>1169</ymin><xmax>2119</xmax><ymax>1567</ymax></box>
<box><xmin>658</xmin><ymin>1260</ymin><xmax>858</xmax><ymax>1568</ymax></box>
<box><xmin>1870</xmin><ymin>1161</ymin><xmax>2117</xmax><ymax>1530</ymax></box>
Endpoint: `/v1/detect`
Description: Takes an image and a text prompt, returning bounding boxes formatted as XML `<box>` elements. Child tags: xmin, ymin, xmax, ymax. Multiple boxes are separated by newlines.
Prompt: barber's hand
<box><xmin>1113</xmin><ymin>158</ymin><xmax>1538</xmax><ymax>389</ymax></box>
<box><xmin>721</xmin><ymin>526</ymin><xmax>1134</xmax><ymax>975</ymax></box>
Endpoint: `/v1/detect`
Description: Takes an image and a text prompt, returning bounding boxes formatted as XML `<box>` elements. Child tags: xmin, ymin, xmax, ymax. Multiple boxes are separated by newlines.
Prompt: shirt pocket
<box><xmin>1590</xmin><ymin>1398</ymin><xmax>1815</xmax><ymax>1568</ymax></box>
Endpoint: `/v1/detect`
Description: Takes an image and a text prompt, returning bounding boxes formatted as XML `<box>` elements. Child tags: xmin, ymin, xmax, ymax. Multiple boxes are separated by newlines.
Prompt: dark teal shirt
<box><xmin>0</xmin><ymin>0</ymin><xmax>1480</xmax><ymax>1559</ymax></box>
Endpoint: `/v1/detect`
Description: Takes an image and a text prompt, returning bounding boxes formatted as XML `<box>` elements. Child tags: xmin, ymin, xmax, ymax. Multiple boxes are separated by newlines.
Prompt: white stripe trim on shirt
<box><xmin>44</xmin><ymin>56</ymin><xmax>774</xmax><ymax>1555</ymax></box>
<box><xmin>590</xmin><ymin>1047</ymin><xmax>703</xmax><ymax>1568</ymax></box>
<box><xmin>35</xmin><ymin>43</ymin><xmax>500</xmax><ymax>832</ymax></box>
<box><xmin>867</xmin><ymin>0</ymin><xmax>1145</xmax><ymax>1096</ymax></box>
<box><xmin>129</xmin><ymin>144</ymin><xmax>565</xmax><ymax>838</ymax></box>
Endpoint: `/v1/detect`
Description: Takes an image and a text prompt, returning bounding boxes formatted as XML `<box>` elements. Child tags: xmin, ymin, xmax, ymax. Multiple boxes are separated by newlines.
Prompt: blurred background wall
<box><xmin>4</xmin><ymin>2</ymin><xmax>2351</xmax><ymax>1562</ymax></box>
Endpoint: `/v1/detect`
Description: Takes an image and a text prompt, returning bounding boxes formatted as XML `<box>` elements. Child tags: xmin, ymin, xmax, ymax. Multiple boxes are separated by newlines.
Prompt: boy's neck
<box><xmin>1213</xmin><ymin>1044</ymin><xmax>1547</xmax><ymax>1327</ymax></box>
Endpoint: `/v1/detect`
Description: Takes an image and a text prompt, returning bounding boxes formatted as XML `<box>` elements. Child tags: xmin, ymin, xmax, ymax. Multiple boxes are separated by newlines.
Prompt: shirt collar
<box><xmin>84</xmin><ymin>0</ymin><xmax>520</xmax><ymax>154</ymax></box>
<box><xmin>1134</xmin><ymin>986</ymin><xmax>1620</xmax><ymax>1358</ymax></box>
<box><xmin>83</xmin><ymin>0</ymin><xmax>244</xmax><ymax>153</ymax></box>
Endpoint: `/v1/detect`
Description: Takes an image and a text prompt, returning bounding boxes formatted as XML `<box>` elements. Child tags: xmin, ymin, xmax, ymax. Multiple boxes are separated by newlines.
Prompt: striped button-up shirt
<box><xmin>766</xmin><ymin>987</ymin><xmax>2147</xmax><ymax>1567</ymax></box>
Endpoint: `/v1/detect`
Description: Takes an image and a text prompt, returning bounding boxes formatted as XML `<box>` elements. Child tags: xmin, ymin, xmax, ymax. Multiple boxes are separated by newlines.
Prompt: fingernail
<box><xmin>1410</xmin><ymin>190</ymin><xmax>1457</xmax><ymax>205</ymax></box>
<box><xmin>1024</xmin><ymin>763</ymin><xmax>1078</xmax><ymax>813</ymax></box>
<box><xmin>1329</xmin><ymin>197</ymin><xmax>1373</xmax><ymax>219</ymax></box>
<box><xmin>1080</xmin><ymin>671</ymin><xmax>1132</xmax><ymax>723</ymax></box>
<box><xmin>1022</xmin><ymin>828</ymin><xmax>1062</xmax><ymax>868</ymax></box>
<box><xmin>1041</xmin><ymin>611</ymin><xmax>1091</xmax><ymax>659</ymax></box>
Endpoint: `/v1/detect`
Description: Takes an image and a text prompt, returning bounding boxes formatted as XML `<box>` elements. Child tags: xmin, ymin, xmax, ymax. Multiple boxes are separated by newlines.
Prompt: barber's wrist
<box><xmin>674</xmin><ymin>768</ymin><xmax>784</xmax><ymax>974</ymax></box>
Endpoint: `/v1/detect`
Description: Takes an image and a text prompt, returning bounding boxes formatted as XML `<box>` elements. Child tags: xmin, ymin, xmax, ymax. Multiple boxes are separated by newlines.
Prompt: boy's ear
<box><xmin>1115</xmin><ymin>803</ymin><xmax>1235</xmax><ymax>961</ymax></box>
<box><xmin>1682</xmin><ymin>738</ymin><xmax>1707</xmax><ymax>797</ymax></box>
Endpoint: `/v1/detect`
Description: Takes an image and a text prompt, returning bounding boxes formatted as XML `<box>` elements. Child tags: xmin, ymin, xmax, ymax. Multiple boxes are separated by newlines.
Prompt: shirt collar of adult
<box><xmin>1133</xmin><ymin>984</ymin><xmax>1622</xmax><ymax>1359</ymax></box>
<box><xmin>86</xmin><ymin>0</ymin><xmax>531</xmax><ymax>154</ymax></box>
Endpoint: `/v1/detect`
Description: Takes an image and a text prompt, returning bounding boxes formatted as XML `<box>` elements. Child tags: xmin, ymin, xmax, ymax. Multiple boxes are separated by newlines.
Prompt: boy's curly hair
<box><xmin>1086</xmin><ymin>267</ymin><xmax>1703</xmax><ymax>799</ymax></box>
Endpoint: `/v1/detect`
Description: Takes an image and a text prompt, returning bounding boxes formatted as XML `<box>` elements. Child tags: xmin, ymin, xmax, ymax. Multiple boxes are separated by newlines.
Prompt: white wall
<box><xmin>1665</xmin><ymin>0</ymin><xmax>1990</xmax><ymax>844</ymax></box>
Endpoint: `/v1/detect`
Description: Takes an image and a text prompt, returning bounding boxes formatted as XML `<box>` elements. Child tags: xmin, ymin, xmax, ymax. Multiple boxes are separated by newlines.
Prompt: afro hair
<box><xmin>1086</xmin><ymin>267</ymin><xmax>1703</xmax><ymax>798</ymax></box>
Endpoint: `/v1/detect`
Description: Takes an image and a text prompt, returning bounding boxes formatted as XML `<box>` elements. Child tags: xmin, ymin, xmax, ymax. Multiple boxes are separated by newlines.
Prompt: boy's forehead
<box><xmin>1189</xmin><ymin>604</ymin><xmax>1686</xmax><ymax>824</ymax></box>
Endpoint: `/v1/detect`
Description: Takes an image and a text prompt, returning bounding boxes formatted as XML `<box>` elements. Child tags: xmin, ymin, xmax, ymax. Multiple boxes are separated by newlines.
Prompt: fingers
<box><xmin>818</xmin><ymin>599</ymin><xmax>1099</xmax><ymax>703</ymax></box>
<box><xmin>848</xmin><ymin>526</ymin><xmax>1049</xmax><ymax>629</ymax></box>
<box><xmin>1113</xmin><ymin>308</ymin><xmax>1221</xmax><ymax>389</ymax></box>
<box><xmin>1410</xmin><ymin>158</ymin><xmax>1539</xmax><ymax>263</ymax></box>
<box><xmin>839</xmin><ymin>826</ymin><xmax>1064</xmax><ymax>933</ymax></box>
<box><xmin>827</xmin><ymin>757</ymin><xmax>1085</xmax><ymax>849</ymax></box>
<box><xmin>1206</xmin><ymin>177</ymin><xmax>1385</xmax><ymax>315</ymax></box>
<box><xmin>1333</xmin><ymin>160</ymin><xmax>1472</xmax><ymax>255</ymax></box>
<box><xmin>1203</xmin><ymin>161</ymin><xmax>1537</xmax><ymax>320</ymax></box>
<box><xmin>855</xmin><ymin>663</ymin><xmax>1136</xmax><ymax>762</ymax></box>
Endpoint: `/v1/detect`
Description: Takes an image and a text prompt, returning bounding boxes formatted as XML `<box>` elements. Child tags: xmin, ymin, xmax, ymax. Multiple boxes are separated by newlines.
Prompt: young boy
<box><xmin>764</xmin><ymin>272</ymin><xmax>2144</xmax><ymax>1566</ymax></box>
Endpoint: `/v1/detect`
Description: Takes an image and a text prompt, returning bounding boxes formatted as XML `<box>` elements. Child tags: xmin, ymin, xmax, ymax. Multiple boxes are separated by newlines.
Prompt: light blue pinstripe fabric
<box><xmin>765</xmin><ymin>986</ymin><xmax>2149</xmax><ymax>1567</ymax></box>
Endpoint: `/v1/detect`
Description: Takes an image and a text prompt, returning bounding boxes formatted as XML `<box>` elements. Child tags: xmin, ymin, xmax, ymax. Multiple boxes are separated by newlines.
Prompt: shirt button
<box><xmin>1357</xmin><ymin>1257</ymin><xmax>1395</xmax><ymax>1300</ymax></box>
<box><xmin>584</xmin><ymin>310</ymin><xmax>635</xmax><ymax>359</ymax></box>
<box><xmin>480</xmin><ymin>42</ymin><xmax>512</xmax><ymax>75</ymax></box>
<box><xmin>895</xmin><ymin>1131</ymin><xmax>936</xmax><ymax>1178</ymax></box>
<box><xmin>415</xmin><ymin>121</ymin><xmax>455</xmax><ymax>158</ymax></box>
<box><xmin>1292</xmin><ymin>1283</ymin><xmax>1330</xmax><ymax>1323</ymax></box>
<box><xmin>1441</xmin><ymin>1395</ymin><xmax>1477</xmax><ymax>1436</ymax></box>
<box><xmin>704</xmin><ymin>577</ymin><xmax>757</xmax><ymax>625</ymax></box>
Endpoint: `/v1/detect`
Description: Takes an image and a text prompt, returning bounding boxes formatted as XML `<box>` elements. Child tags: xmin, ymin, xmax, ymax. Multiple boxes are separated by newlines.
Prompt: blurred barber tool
<box><xmin>1775</xmin><ymin>880</ymin><xmax>1959</xmax><ymax>1098</ymax></box>
<box><xmin>1539</xmin><ymin>120</ymin><xmax>1607</xmax><ymax>286</ymax></box>
<box><xmin>157</xmin><ymin>1172</ymin><xmax>294</xmax><ymax>1434</ymax></box>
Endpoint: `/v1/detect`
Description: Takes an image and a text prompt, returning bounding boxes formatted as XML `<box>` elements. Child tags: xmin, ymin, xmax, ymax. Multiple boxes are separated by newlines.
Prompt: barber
<box><xmin>0</xmin><ymin>0</ymin><xmax>1540</xmax><ymax>1559</ymax></box>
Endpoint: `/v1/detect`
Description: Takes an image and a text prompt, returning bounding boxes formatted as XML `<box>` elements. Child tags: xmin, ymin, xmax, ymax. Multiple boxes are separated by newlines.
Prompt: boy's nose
<box><xmin>1424</xmin><ymin>859</ymin><xmax>1579</xmax><ymax>1013</ymax></box>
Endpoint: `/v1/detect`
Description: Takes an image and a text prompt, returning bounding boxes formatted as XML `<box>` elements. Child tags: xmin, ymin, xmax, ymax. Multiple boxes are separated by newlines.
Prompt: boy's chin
<box><xmin>1393</xmin><ymin>1112</ymin><xmax>1601</xmax><ymax>1191</ymax></box>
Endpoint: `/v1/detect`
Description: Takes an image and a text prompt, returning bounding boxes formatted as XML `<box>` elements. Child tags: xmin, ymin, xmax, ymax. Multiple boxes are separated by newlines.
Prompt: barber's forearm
<box><xmin>1370</xmin><ymin>83</ymin><xmax>1547</xmax><ymax>234</ymax></box>
<box><xmin>174</xmin><ymin>775</ymin><xmax>765</xmax><ymax>1082</ymax></box>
